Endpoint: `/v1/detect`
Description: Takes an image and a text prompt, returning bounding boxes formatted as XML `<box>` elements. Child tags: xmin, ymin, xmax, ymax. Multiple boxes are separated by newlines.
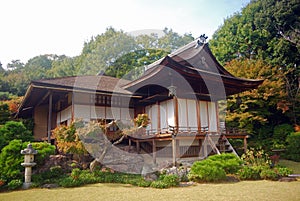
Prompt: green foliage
<box><xmin>210</xmin><ymin>0</ymin><xmax>300</xmax><ymax>126</ymax></box>
<box><xmin>225</xmin><ymin>59</ymin><xmax>286</xmax><ymax>135</ymax></box>
<box><xmin>259</xmin><ymin>168</ymin><xmax>279</xmax><ymax>181</ymax></box>
<box><xmin>0</xmin><ymin>27</ymin><xmax>193</xmax><ymax>96</ymax></box>
<box><xmin>59</xmin><ymin>169</ymin><xmax>150</xmax><ymax>188</ymax></box>
<box><xmin>31</xmin><ymin>141</ymin><xmax>56</xmax><ymax>166</ymax></box>
<box><xmin>276</xmin><ymin>166</ymin><xmax>293</xmax><ymax>177</ymax></box>
<box><xmin>0</xmin><ymin>121</ymin><xmax>33</xmax><ymax>150</ymax></box>
<box><xmin>0</xmin><ymin>140</ymin><xmax>27</xmax><ymax>181</ymax></box>
<box><xmin>273</xmin><ymin>124</ymin><xmax>294</xmax><ymax>141</ymax></box>
<box><xmin>7</xmin><ymin>179</ymin><xmax>22</xmax><ymax>190</ymax></box>
<box><xmin>150</xmin><ymin>180</ymin><xmax>169</xmax><ymax>189</ymax></box>
<box><xmin>32</xmin><ymin>166</ymin><xmax>64</xmax><ymax>185</ymax></box>
<box><xmin>206</xmin><ymin>153</ymin><xmax>243</xmax><ymax>174</ymax></box>
<box><xmin>157</xmin><ymin>174</ymin><xmax>180</xmax><ymax>188</ymax></box>
<box><xmin>188</xmin><ymin>160</ymin><xmax>227</xmax><ymax>182</ymax></box>
<box><xmin>0</xmin><ymin>140</ymin><xmax>55</xmax><ymax>184</ymax></box>
<box><xmin>285</xmin><ymin>132</ymin><xmax>300</xmax><ymax>162</ymax></box>
<box><xmin>238</xmin><ymin>166</ymin><xmax>265</xmax><ymax>180</ymax></box>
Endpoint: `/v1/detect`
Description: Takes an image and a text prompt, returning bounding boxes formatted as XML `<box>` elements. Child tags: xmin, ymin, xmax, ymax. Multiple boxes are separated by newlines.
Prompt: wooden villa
<box><xmin>16</xmin><ymin>38</ymin><xmax>263</xmax><ymax>164</ymax></box>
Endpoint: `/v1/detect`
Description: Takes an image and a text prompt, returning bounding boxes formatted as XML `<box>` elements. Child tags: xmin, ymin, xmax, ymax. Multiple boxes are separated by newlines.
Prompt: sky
<box><xmin>0</xmin><ymin>0</ymin><xmax>250</xmax><ymax>68</ymax></box>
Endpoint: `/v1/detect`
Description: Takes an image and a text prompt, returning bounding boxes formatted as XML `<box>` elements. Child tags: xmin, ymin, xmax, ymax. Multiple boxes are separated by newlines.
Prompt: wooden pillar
<box><xmin>196</xmin><ymin>100</ymin><xmax>201</xmax><ymax>133</ymax></box>
<box><xmin>243</xmin><ymin>136</ymin><xmax>248</xmax><ymax>153</ymax></box>
<box><xmin>176</xmin><ymin>139</ymin><xmax>180</xmax><ymax>158</ymax></box>
<box><xmin>152</xmin><ymin>139</ymin><xmax>156</xmax><ymax>164</ymax></box>
<box><xmin>157</xmin><ymin>101</ymin><xmax>160</xmax><ymax>134</ymax></box>
<box><xmin>172</xmin><ymin>136</ymin><xmax>176</xmax><ymax>166</ymax></box>
<box><xmin>71</xmin><ymin>92</ymin><xmax>74</xmax><ymax>122</ymax></box>
<box><xmin>174</xmin><ymin>97</ymin><xmax>179</xmax><ymax>133</ymax></box>
<box><xmin>47</xmin><ymin>91</ymin><xmax>53</xmax><ymax>143</ymax></box>
<box><xmin>198</xmin><ymin>139</ymin><xmax>202</xmax><ymax>157</ymax></box>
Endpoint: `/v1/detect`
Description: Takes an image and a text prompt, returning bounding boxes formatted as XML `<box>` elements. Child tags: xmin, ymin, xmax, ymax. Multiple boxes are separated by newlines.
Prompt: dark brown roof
<box><xmin>124</xmin><ymin>39</ymin><xmax>264</xmax><ymax>99</ymax></box>
<box><xmin>32</xmin><ymin>75</ymin><xmax>132</xmax><ymax>95</ymax></box>
<box><xmin>16</xmin><ymin>75</ymin><xmax>133</xmax><ymax>118</ymax></box>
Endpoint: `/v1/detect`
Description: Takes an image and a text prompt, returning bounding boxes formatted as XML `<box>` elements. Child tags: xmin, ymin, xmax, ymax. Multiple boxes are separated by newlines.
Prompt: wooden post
<box><xmin>47</xmin><ymin>91</ymin><xmax>53</xmax><ymax>143</ymax></box>
<box><xmin>198</xmin><ymin>139</ymin><xmax>202</xmax><ymax>157</ymax></box>
<box><xmin>176</xmin><ymin>139</ymin><xmax>180</xmax><ymax>158</ymax></box>
<box><xmin>196</xmin><ymin>100</ymin><xmax>201</xmax><ymax>133</ymax></box>
<box><xmin>157</xmin><ymin>101</ymin><xmax>160</xmax><ymax>134</ymax></box>
<box><xmin>174</xmin><ymin>97</ymin><xmax>179</xmax><ymax>133</ymax></box>
<box><xmin>172</xmin><ymin>136</ymin><xmax>176</xmax><ymax>166</ymax></box>
<box><xmin>152</xmin><ymin>139</ymin><xmax>156</xmax><ymax>164</ymax></box>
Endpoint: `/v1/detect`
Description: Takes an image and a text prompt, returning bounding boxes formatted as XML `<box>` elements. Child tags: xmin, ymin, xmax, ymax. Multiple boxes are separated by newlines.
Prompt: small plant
<box><xmin>241</xmin><ymin>148</ymin><xmax>271</xmax><ymax>167</ymax></box>
<box><xmin>150</xmin><ymin>180</ymin><xmax>169</xmax><ymax>189</ymax></box>
<box><xmin>159</xmin><ymin>174</ymin><xmax>180</xmax><ymax>187</ymax></box>
<box><xmin>7</xmin><ymin>179</ymin><xmax>23</xmax><ymax>190</ymax></box>
<box><xmin>276</xmin><ymin>167</ymin><xmax>293</xmax><ymax>177</ymax></box>
<box><xmin>260</xmin><ymin>169</ymin><xmax>279</xmax><ymax>181</ymax></box>
<box><xmin>52</xmin><ymin>122</ymin><xmax>87</xmax><ymax>155</ymax></box>
<box><xmin>238</xmin><ymin>166</ymin><xmax>263</xmax><ymax>180</ymax></box>
<box><xmin>134</xmin><ymin>114</ymin><xmax>149</xmax><ymax>127</ymax></box>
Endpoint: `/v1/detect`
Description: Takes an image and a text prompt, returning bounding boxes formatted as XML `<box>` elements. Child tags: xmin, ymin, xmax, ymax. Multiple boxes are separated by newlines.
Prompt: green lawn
<box><xmin>1</xmin><ymin>180</ymin><xmax>300</xmax><ymax>201</ymax></box>
<box><xmin>278</xmin><ymin>159</ymin><xmax>300</xmax><ymax>174</ymax></box>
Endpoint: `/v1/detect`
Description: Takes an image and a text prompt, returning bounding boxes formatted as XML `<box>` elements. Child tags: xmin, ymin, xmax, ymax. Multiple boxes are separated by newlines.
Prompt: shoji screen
<box><xmin>208</xmin><ymin>102</ymin><xmax>218</xmax><ymax>132</ymax></box>
<box><xmin>187</xmin><ymin>99</ymin><xmax>197</xmax><ymax>131</ymax></box>
<box><xmin>199</xmin><ymin>101</ymin><xmax>208</xmax><ymax>128</ymax></box>
<box><xmin>178</xmin><ymin>98</ymin><xmax>187</xmax><ymax>131</ymax></box>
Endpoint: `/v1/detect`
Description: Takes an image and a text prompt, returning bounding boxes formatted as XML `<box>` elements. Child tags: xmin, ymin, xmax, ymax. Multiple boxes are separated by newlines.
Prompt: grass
<box><xmin>1</xmin><ymin>180</ymin><xmax>300</xmax><ymax>201</ymax></box>
<box><xmin>278</xmin><ymin>159</ymin><xmax>300</xmax><ymax>174</ymax></box>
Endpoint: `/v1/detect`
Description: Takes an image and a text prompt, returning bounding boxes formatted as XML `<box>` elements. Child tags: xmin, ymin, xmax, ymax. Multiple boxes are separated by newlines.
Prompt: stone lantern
<box><xmin>21</xmin><ymin>144</ymin><xmax>37</xmax><ymax>189</ymax></box>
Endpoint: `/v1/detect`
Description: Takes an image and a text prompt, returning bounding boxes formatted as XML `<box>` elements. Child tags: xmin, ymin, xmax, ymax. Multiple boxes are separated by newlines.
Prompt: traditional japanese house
<box><xmin>16</xmin><ymin>38</ymin><xmax>263</xmax><ymax>163</ymax></box>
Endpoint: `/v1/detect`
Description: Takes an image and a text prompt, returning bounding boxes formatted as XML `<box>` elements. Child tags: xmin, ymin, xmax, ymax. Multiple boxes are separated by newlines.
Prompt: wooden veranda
<box><xmin>127</xmin><ymin>126</ymin><xmax>248</xmax><ymax>165</ymax></box>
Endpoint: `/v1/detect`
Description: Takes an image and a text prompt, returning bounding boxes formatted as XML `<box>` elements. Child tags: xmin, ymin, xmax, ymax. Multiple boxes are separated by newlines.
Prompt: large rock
<box><xmin>85</xmin><ymin>143</ymin><xmax>145</xmax><ymax>174</ymax></box>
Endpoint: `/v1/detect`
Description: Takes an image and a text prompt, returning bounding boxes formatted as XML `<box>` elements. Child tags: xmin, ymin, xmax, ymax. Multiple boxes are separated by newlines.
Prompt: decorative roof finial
<box><xmin>195</xmin><ymin>34</ymin><xmax>208</xmax><ymax>48</ymax></box>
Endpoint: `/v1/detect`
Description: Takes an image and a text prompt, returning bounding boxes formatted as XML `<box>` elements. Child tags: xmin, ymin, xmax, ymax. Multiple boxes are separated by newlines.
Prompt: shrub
<box><xmin>150</xmin><ymin>180</ymin><xmax>169</xmax><ymax>189</ymax></box>
<box><xmin>31</xmin><ymin>141</ymin><xmax>56</xmax><ymax>166</ymax></box>
<box><xmin>260</xmin><ymin>169</ymin><xmax>279</xmax><ymax>181</ymax></box>
<box><xmin>0</xmin><ymin>121</ymin><xmax>33</xmax><ymax>150</ymax></box>
<box><xmin>241</xmin><ymin>148</ymin><xmax>271</xmax><ymax>166</ymax></box>
<box><xmin>0</xmin><ymin>140</ymin><xmax>55</xmax><ymax>184</ymax></box>
<box><xmin>52</xmin><ymin>122</ymin><xmax>87</xmax><ymax>155</ymax></box>
<box><xmin>188</xmin><ymin>160</ymin><xmax>227</xmax><ymax>182</ymax></box>
<box><xmin>276</xmin><ymin>167</ymin><xmax>293</xmax><ymax>177</ymax></box>
<box><xmin>7</xmin><ymin>179</ymin><xmax>23</xmax><ymax>190</ymax></box>
<box><xmin>159</xmin><ymin>174</ymin><xmax>180</xmax><ymax>187</ymax></box>
<box><xmin>238</xmin><ymin>166</ymin><xmax>263</xmax><ymax>180</ymax></box>
<box><xmin>273</xmin><ymin>124</ymin><xmax>294</xmax><ymax>141</ymax></box>
<box><xmin>285</xmin><ymin>132</ymin><xmax>300</xmax><ymax>162</ymax></box>
<box><xmin>206</xmin><ymin>153</ymin><xmax>243</xmax><ymax>174</ymax></box>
